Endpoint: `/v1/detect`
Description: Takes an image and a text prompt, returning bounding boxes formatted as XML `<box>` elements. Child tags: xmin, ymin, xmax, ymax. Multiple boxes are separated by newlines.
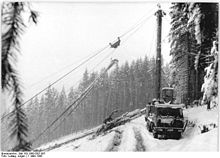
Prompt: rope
<box><xmin>1</xmin><ymin>45</ymin><xmax>109</xmax><ymax>121</ymax></box>
<box><xmin>31</xmin><ymin>80</ymin><xmax>96</xmax><ymax>143</ymax></box>
<box><xmin>119</xmin><ymin>5</ymin><xmax>156</xmax><ymax>38</ymax></box>
<box><xmin>44</xmin><ymin>20</ymin><xmax>154</xmax><ymax>137</ymax></box>
<box><xmin>56</xmin><ymin>49</ymin><xmax>116</xmax><ymax>96</ymax></box>
<box><xmin>31</xmin><ymin>57</ymin><xmax>117</xmax><ymax>143</ymax></box>
<box><xmin>28</xmin><ymin>47</ymin><xmax>112</xmax><ymax>89</ymax></box>
<box><xmin>2</xmin><ymin>6</ymin><xmax>160</xmax><ymax>148</ymax></box>
<box><xmin>24</xmin><ymin>49</ymin><xmax>115</xmax><ymax>123</ymax></box>
<box><xmin>46</xmin><ymin>39</ymin><xmax>155</xmax><ymax>137</ymax></box>
<box><xmin>120</xmin><ymin>14</ymin><xmax>154</xmax><ymax>46</ymax></box>
<box><xmin>24</xmin><ymin>49</ymin><xmax>116</xmax><ymax>144</ymax></box>
<box><xmin>1</xmin><ymin>4</ymin><xmax>156</xmax><ymax>122</ymax></box>
<box><xmin>49</xmin><ymin>49</ymin><xmax>117</xmax><ymax>135</ymax></box>
<box><xmin>51</xmin><ymin>85</ymin><xmax>94</xmax><ymax>133</ymax></box>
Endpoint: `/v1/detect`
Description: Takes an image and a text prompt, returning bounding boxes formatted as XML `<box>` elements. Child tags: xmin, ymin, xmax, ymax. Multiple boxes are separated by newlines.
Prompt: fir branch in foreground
<box><xmin>1</xmin><ymin>2</ymin><xmax>38</xmax><ymax>151</ymax></box>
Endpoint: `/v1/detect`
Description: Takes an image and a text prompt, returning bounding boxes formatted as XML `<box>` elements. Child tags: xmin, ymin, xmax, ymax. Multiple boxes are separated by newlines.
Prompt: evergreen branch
<box><xmin>1</xmin><ymin>2</ymin><xmax>38</xmax><ymax>151</ymax></box>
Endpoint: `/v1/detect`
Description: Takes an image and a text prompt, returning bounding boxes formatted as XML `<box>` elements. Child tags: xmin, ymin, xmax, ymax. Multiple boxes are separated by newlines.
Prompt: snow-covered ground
<box><xmin>37</xmin><ymin>106</ymin><xmax>218</xmax><ymax>152</ymax></box>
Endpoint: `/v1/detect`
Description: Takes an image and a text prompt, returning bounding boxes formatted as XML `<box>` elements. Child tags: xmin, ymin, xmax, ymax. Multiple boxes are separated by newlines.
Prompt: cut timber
<box><xmin>36</xmin><ymin>108</ymin><xmax>146</xmax><ymax>151</ymax></box>
<box><xmin>94</xmin><ymin>108</ymin><xmax>146</xmax><ymax>137</ymax></box>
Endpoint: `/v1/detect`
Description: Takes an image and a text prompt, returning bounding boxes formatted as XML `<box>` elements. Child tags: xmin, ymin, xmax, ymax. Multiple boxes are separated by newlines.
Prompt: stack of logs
<box><xmin>37</xmin><ymin>108</ymin><xmax>146</xmax><ymax>151</ymax></box>
<box><xmin>94</xmin><ymin>108</ymin><xmax>146</xmax><ymax>136</ymax></box>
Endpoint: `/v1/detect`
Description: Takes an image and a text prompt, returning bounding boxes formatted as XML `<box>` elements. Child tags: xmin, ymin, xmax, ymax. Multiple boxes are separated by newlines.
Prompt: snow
<box><xmin>38</xmin><ymin>106</ymin><xmax>218</xmax><ymax>152</ymax></box>
<box><xmin>117</xmin><ymin>124</ymin><xmax>136</xmax><ymax>151</ymax></box>
<box><xmin>184</xmin><ymin>106</ymin><xmax>218</xmax><ymax>126</ymax></box>
<box><xmin>37</xmin><ymin>126</ymin><xmax>100</xmax><ymax>151</ymax></box>
<box><xmin>201</xmin><ymin>40</ymin><xmax>218</xmax><ymax>106</ymax></box>
<box><xmin>178</xmin><ymin>128</ymin><xmax>218</xmax><ymax>151</ymax></box>
<box><xmin>53</xmin><ymin>131</ymin><xmax>115</xmax><ymax>151</ymax></box>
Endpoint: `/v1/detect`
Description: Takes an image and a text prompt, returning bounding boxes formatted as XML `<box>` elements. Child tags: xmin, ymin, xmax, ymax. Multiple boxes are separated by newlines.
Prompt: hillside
<box><xmin>37</xmin><ymin>105</ymin><xmax>218</xmax><ymax>152</ymax></box>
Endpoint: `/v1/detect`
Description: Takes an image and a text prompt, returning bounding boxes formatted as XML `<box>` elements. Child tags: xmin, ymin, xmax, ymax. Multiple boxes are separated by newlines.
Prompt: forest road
<box><xmin>133</xmin><ymin>127</ymin><xmax>147</xmax><ymax>151</ymax></box>
<box><xmin>105</xmin><ymin>129</ymin><xmax>123</xmax><ymax>151</ymax></box>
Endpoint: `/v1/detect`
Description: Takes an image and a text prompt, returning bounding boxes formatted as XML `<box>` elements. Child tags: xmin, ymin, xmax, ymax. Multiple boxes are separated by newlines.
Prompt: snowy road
<box><xmin>38</xmin><ymin>106</ymin><xmax>218</xmax><ymax>152</ymax></box>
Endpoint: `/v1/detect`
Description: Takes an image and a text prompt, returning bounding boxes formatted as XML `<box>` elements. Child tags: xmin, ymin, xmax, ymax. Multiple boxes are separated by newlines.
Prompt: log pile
<box><xmin>37</xmin><ymin>108</ymin><xmax>146</xmax><ymax>150</ymax></box>
<box><xmin>94</xmin><ymin>108</ymin><xmax>146</xmax><ymax>137</ymax></box>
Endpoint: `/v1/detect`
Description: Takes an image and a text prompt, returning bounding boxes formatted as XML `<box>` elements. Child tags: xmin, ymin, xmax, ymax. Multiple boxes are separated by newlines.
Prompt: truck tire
<box><xmin>174</xmin><ymin>132</ymin><xmax>181</xmax><ymax>139</ymax></box>
<box><xmin>153</xmin><ymin>132</ymin><xmax>158</xmax><ymax>138</ymax></box>
<box><xmin>177</xmin><ymin>132</ymin><xmax>182</xmax><ymax>139</ymax></box>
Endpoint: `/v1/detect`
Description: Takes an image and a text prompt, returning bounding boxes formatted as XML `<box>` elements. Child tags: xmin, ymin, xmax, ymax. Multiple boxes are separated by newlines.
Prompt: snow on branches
<box><xmin>201</xmin><ymin>41</ymin><xmax>218</xmax><ymax>108</ymax></box>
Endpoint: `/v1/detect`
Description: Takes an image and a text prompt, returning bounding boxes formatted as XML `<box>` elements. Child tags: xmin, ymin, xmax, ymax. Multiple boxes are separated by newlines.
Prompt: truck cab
<box><xmin>145</xmin><ymin>88</ymin><xmax>186</xmax><ymax>139</ymax></box>
<box><xmin>161</xmin><ymin>87</ymin><xmax>175</xmax><ymax>103</ymax></box>
<box><xmin>145</xmin><ymin>103</ymin><xmax>185</xmax><ymax>139</ymax></box>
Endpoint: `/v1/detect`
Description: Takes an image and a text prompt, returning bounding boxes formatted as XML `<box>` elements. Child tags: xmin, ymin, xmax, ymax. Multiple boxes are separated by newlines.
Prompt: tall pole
<box><xmin>155</xmin><ymin>4</ymin><xmax>165</xmax><ymax>100</ymax></box>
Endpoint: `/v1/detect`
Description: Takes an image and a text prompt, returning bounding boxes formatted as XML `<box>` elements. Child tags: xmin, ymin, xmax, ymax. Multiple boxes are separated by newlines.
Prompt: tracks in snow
<box><xmin>105</xmin><ymin>129</ymin><xmax>123</xmax><ymax>151</ymax></box>
<box><xmin>133</xmin><ymin>127</ymin><xmax>147</xmax><ymax>151</ymax></box>
<box><xmin>105</xmin><ymin>125</ymin><xmax>147</xmax><ymax>152</ymax></box>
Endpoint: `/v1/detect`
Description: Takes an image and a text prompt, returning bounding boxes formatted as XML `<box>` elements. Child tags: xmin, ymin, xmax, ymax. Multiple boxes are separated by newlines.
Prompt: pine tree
<box><xmin>57</xmin><ymin>87</ymin><xmax>67</xmax><ymax>136</ymax></box>
<box><xmin>169</xmin><ymin>3</ymin><xmax>200</xmax><ymax>104</ymax></box>
<box><xmin>67</xmin><ymin>87</ymin><xmax>77</xmax><ymax>132</ymax></box>
<box><xmin>110</xmin><ymin>64</ymin><xmax>120</xmax><ymax>116</ymax></box>
<box><xmin>129</xmin><ymin>61</ymin><xmax>136</xmax><ymax>111</ymax></box>
<box><xmin>1</xmin><ymin>2</ymin><xmax>38</xmax><ymax>151</ymax></box>
<box><xmin>188</xmin><ymin>3</ymin><xmax>218</xmax><ymax>99</ymax></box>
<box><xmin>31</xmin><ymin>97</ymin><xmax>39</xmax><ymax>141</ymax></box>
<box><xmin>36</xmin><ymin>95</ymin><xmax>45</xmax><ymax>146</ymax></box>
<box><xmin>89</xmin><ymin>72</ymin><xmax>98</xmax><ymax>126</ymax></box>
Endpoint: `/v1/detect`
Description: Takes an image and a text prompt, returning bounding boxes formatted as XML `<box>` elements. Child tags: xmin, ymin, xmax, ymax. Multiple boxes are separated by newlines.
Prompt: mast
<box><xmin>154</xmin><ymin>4</ymin><xmax>165</xmax><ymax>100</ymax></box>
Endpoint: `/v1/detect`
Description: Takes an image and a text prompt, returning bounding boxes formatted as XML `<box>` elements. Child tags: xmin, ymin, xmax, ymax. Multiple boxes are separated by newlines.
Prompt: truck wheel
<box><xmin>153</xmin><ymin>132</ymin><xmax>158</xmax><ymax>138</ymax></box>
<box><xmin>177</xmin><ymin>132</ymin><xmax>182</xmax><ymax>139</ymax></box>
<box><xmin>174</xmin><ymin>132</ymin><xmax>181</xmax><ymax>139</ymax></box>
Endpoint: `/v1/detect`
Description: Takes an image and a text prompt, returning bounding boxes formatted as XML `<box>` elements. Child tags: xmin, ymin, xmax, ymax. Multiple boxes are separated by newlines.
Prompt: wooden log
<box><xmin>94</xmin><ymin>108</ymin><xmax>145</xmax><ymax>136</ymax></box>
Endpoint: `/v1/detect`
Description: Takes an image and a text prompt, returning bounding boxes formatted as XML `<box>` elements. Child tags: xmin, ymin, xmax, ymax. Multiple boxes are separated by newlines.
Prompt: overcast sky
<box><xmin>2</xmin><ymin>1</ymin><xmax>172</xmax><ymax>112</ymax></box>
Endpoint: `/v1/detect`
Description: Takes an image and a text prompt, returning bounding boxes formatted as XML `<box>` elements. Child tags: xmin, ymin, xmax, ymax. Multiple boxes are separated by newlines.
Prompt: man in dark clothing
<box><xmin>109</xmin><ymin>37</ymin><xmax>121</xmax><ymax>48</ymax></box>
<box><xmin>103</xmin><ymin>109</ymin><xmax>118</xmax><ymax>124</ymax></box>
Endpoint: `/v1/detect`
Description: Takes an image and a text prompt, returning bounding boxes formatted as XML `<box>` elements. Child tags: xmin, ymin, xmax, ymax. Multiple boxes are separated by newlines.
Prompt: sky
<box><xmin>2</xmin><ymin>1</ymin><xmax>172</xmax><ymax>112</ymax></box>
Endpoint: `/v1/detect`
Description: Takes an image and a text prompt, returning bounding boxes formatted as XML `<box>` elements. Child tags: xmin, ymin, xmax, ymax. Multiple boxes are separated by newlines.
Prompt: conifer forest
<box><xmin>1</xmin><ymin>2</ymin><xmax>218</xmax><ymax>151</ymax></box>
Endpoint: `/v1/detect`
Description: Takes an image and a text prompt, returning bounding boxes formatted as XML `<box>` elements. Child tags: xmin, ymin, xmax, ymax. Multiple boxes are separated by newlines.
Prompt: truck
<box><xmin>145</xmin><ymin>87</ymin><xmax>186</xmax><ymax>139</ymax></box>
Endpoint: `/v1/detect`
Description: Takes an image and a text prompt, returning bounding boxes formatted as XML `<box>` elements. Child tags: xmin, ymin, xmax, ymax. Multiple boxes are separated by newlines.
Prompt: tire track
<box><xmin>105</xmin><ymin>129</ymin><xmax>123</xmax><ymax>151</ymax></box>
<box><xmin>133</xmin><ymin>127</ymin><xmax>146</xmax><ymax>151</ymax></box>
